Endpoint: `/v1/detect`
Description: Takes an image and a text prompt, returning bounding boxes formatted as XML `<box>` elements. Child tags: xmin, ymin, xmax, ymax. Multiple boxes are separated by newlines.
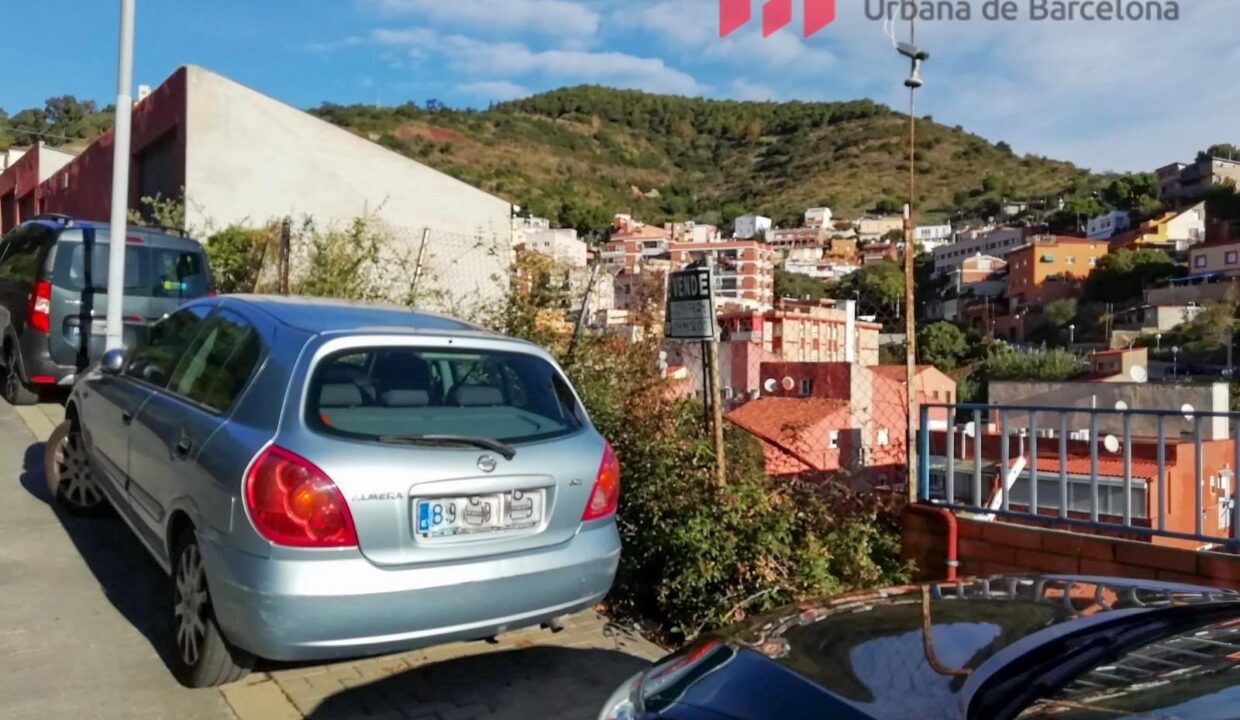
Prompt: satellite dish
<box><xmin>781</xmin><ymin>377</ymin><xmax>796</xmax><ymax>391</ymax></box>
<box><xmin>1130</xmin><ymin>365</ymin><xmax>1148</xmax><ymax>383</ymax></box>
<box><xmin>1115</xmin><ymin>401</ymin><xmax>1128</xmax><ymax>412</ymax></box>
<box><xmin>763</xmin><ymin>378</ymin><xmax>777</xmax><ymax>393</ymax></box>
<box><xmin>964</xmin><ymin>421</ymin><xmax>976</xmax><ymax>437</ymax></box>
<box><xmin>1103</xmin><ymin>435</ymin><xmax>1120</xmax><ymax>454</ymax></box>
<box><xmin>1182</xmin><ymin>404</ymin><xmax>1195</xmax><ymax>421</ymax></box>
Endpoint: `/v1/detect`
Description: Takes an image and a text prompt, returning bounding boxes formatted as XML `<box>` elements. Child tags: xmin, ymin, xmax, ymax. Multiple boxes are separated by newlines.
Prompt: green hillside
<box><xmin>310</xmin><ymin>86</ymin><xmax>1108</xmax><ymax>236</ymax></box>
<box><xmin>2</xmin><ymin>88</ymin><xmax>1112</xmax><ymax>237</ymax></box>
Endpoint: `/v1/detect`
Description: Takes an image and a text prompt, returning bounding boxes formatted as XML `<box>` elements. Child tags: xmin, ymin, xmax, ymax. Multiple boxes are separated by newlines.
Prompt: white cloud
<box><xmin>457</xmin><ymin>80</ymin><xmax>532</xmax><ymax>101</ymax></box>
<box><xmin>366</xmin><ymin>0</ymin><xmax>600</xmax><ymax>36</ymax></box>
<box><xmin>374</xmin><ymin>28</ymin><xmax>707</xmax><ymax>95</ymax></box>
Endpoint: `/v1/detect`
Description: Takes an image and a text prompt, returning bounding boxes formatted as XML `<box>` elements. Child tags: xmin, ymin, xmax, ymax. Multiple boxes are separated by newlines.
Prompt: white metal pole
<box><xmin>105</xmin><ymin>0</ymin><xmax>136</xmax><ymax>351</ymax></box>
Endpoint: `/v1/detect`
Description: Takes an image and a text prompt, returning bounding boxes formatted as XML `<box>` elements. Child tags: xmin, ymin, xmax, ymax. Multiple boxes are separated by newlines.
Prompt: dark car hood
<box><xmin>655</xmin><ymin>576</ymin><xmax>1240</xmax><ymax>720</ymax></box>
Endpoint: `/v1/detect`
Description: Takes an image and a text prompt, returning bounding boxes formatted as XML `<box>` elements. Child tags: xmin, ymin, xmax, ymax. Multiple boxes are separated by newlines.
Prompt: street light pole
<box><xmin>898</xmin><ymin>24</ymin><xmax>929</xmax><ymax>505</ymax></box>
<box><xmin>105</xmin><ymin>0</ymin><xmax>136</xmax><ymax>351</ymax></box>
<box><xmin>1068</xmin><ymin>324</ymin><xmax>1075</xmax><ymax>348</ymax></box>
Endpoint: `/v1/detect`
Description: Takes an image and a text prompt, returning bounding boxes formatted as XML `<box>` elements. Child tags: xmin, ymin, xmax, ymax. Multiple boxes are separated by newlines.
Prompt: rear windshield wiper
<box><xmin>377</xmin><ymin>434</ymin><xmax>516</xmax><ymax>461</ymax></box>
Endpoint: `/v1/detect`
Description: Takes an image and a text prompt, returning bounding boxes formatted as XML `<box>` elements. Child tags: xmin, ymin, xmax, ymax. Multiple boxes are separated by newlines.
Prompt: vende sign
<box><xmin>720</xmin><ymin>0</ymin><xmax>836</xmax><ymax>38</ymax></box>
<box><xmin>666</xmin><ymin>267</ymin><xmax>717</xmax><ymax>341</ymax></box>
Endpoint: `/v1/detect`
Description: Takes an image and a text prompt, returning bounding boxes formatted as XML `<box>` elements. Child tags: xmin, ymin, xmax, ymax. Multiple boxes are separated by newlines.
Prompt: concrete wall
<box><xmin>989</xmin><ymin>381</ymin><xmax>1229</xmax><ymax>440</ymax></box>
<box><xmin>182</xmin><ymin>66</ymin><xmax>511</xmax><ymax>314</ymax></box>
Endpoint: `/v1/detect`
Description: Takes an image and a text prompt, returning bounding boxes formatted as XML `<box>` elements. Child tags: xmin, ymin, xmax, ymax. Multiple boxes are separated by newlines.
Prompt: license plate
<box><xmin>415</xmin><ymin>490</ymin><xmax>544</xmax><ymax>539</ymax></box>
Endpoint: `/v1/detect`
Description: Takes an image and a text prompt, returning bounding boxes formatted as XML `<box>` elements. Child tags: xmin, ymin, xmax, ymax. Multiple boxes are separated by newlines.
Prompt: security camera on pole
<box><xmin>105</xmin><ymin>0</ymin><xmax>136</xmax><ymax>351</ymax></box>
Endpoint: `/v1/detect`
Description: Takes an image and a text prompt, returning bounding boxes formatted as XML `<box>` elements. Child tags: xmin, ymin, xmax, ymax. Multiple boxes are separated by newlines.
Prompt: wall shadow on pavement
<box><xmin>18</xmin><ymin>440</ymin><xmax>182</xmax><ymax>676</ymax></box>
<box><xmin>305</xmin><ymin>646</ymin><xmax>647</xmax><ymax>720</ymax></box>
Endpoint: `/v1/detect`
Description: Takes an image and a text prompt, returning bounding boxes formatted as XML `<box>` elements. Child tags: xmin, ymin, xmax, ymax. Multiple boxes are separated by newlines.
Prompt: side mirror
<box><xmin>101</xmin><ymin>348</ymin><xmax>126</xmax><ymax>375</ymax></box>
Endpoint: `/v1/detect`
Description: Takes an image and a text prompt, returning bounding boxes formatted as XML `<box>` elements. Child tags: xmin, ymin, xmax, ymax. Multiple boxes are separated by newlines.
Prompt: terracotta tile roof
<box><xmin>726</xmin><ymin>398</ymin><xmax>848</xmax><ymax>472</ymax></box>
<box><xmin>1024</xmin><ymin>455</ymin><xmax>1160</xmax><ymax>480</ymax></box>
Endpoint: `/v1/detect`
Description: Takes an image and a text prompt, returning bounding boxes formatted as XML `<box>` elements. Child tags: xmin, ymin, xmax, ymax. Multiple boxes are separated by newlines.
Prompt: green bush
<box><xmin>494</xmin><ymin>254</ymin><xmax>910</xmax><ymax>641</ymax></box>
<box><xmin>205</xmin><ymin>225</ymin><xmax>270</xmax><ymax>295</ymax></box>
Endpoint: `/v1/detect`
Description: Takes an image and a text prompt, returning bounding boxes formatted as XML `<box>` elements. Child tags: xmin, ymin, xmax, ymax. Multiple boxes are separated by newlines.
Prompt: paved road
<box><xmin>2</xmin><ymin>401</ymin><xmax>662</xmax><ymax>719</ymax></box>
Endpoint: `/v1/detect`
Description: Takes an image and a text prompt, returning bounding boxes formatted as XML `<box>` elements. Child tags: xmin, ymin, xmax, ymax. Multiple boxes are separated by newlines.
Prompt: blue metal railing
<box><xmin>917</xmin><ymin>403</ymin><xmax>1240</xmax><ymax>550</ymax></box>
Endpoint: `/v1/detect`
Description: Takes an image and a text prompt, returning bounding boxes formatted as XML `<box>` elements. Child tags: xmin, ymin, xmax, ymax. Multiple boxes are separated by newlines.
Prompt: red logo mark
<box><xmin>720</xmin><ymin>0</ymin><xmax>836</xmax><ymax>38</ymax></box>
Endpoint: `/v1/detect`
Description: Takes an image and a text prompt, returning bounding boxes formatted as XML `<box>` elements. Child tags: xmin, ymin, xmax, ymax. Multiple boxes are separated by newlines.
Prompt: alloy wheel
<box><xmin>173</xmin><ymin>543</ymin><xmax>209</xmax><ymax>668</ymax></box>
<box><xmin>54</xmin><ymin>429</ymin><xmax>102</xmax><ymax>508</ymax></box>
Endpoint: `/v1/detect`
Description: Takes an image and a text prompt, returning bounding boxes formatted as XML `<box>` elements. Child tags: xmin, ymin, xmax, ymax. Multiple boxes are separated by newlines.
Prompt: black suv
<box><xmin>0</xmin><ymin>215</ymin><xmax>213</xmax><ymax>405</ymax></box>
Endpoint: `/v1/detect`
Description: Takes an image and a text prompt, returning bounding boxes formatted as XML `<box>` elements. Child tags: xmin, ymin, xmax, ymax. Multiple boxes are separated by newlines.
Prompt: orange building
<box><xmin>1006</xmin><ymin>236</ymin><xmax>1109</xmax><ymax>308</ymax></box>
<box><xmin>668</xmin><ymin>239</ymin><xmax>774</xmax><ymax>310</ymax></box>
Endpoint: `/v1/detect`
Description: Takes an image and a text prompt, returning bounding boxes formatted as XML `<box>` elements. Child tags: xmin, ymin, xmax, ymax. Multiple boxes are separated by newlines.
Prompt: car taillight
<box><xmin>244</xmin><ymin>445</ymin><xmax>358</xmax><ymax>547</ymax></box>
<box><xmin>27</xmin><ymin>281</ymin><xmax>50</xmax><ymax>334</ymax></box>
<box><xmin>582</xmin><ymin>441</ymin><xmax>620</xmax><ymax>522</ymax></box>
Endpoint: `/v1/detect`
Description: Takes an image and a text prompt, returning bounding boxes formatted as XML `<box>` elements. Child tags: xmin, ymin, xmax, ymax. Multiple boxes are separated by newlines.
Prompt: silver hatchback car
<box><xmin>46</xmin><ymin>295</ymin><xmax>621</xmax><ymax>687</ymax></box>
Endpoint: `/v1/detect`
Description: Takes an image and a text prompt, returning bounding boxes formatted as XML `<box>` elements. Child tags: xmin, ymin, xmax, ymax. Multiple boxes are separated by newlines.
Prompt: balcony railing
<box><xmin>916</xmin><ymin>403</ymin><xmax>1240</xmax><ymax>550</ymax></box>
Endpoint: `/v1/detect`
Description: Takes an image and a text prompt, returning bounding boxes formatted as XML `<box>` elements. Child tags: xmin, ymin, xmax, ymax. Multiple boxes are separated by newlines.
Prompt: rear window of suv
<box><xmin>51</xmin><ymin>229</ymin><xmax>210</xmax><ymax>299</ymax></box>
<box><xmin>307</xmin><ymin>347</ymin><xmax>585</xmax><ymax>444</ymax></box>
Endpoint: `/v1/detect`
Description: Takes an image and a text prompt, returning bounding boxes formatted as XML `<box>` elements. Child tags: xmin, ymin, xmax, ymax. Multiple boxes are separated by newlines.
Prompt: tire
<box><xmin>170</xmin><ymin>528</ymin><xmax>254</xmax><ymax>688</ymax></box>
<box><xmin>3</xmin><ymin>345</ymin><xmax>39</xmax><ymax>406</ymax></box>
<box><xmin>44</xmin><ymin>419</ymin><xmax>108</xmax><ymax>516</ymax></box>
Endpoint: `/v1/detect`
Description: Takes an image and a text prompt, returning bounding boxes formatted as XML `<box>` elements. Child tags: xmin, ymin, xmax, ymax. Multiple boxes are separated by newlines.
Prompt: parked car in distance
<box><xmin>599</xmin><ymin>576</ymin><xmax>1240</xmax><ymax>720</ymax></box>
<box><xmin>45</xmin><ymin>295</ymin><xmax>621</xmax><ymax>687</ymax></box>
<box><xmin>0</xmin><ymin>214</ymin><xmax>213</xmax><ymax>405</ymax></box>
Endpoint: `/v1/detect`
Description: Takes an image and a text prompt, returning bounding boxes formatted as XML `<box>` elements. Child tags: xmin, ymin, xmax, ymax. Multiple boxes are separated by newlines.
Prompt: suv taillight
<box><xmin>244</xmin><ymin>446</ymin><xmax>358</xmax><ymax>547</ymax></box>
<box><xmin>27</xmin><ymin>281</ymin><xmax>51</xmax><ymax>334</ymax></box>
<box><xmin>582</xmin><ymin>441</ymin><xmax>620</xmax><ymax>522</ymax></box>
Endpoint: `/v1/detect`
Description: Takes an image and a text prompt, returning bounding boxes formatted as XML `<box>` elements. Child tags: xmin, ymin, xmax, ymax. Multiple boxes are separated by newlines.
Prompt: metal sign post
<box><xmin>666</xmin><ymin>262</ymin><xmax>726</xmax><ymax>486</ymax></box>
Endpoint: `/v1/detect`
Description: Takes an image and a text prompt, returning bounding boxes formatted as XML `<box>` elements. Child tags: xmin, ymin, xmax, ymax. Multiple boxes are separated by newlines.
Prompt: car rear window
<box><xmin>51</xmin><ymin>230</ymin><xmax>210</xmax><ymax>299</ymax></box>
<box><xmin>307</xmin><ymin>347</ymin><xmax>585</xmax><ymax>444</ymax></box>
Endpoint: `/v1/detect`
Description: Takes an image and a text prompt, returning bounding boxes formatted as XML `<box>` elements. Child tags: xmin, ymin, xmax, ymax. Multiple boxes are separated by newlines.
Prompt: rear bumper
<box><xmin>199</xmin><ymin>520</ymin><xmax>621</xmax><ymax>661</ymax></box>
<box><xmin>17</xmin><ymin>332</ymin><xmax>76</xmax><ymax>385</ymax></box>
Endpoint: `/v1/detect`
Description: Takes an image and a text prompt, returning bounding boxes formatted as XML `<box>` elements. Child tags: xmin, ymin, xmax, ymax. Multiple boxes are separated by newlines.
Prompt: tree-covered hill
<box><xmin>310</xmin><ymin>86</ymin><xmax>1110</xmax><ymax>235</ymax></box>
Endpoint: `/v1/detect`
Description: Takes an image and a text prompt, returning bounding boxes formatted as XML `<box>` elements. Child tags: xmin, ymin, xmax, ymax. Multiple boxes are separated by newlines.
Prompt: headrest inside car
<box><xmin>382</xmin><ymin>389</ymin><xmax>430</xmax><ymax>407</ymax></box>
<box><xmin>454</xmin><ymin>385</ymin><xmax>503</xmax><ymax>407</ymax></box>
<box><xmin>320</xmin><ymin>383</ymin><xmax>364</xmax><ymax>408</ymax></box>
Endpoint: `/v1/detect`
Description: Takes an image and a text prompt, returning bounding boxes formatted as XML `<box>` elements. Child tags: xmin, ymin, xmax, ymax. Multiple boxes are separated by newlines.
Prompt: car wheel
<box><xmin>171</xmin><ymin>529</ymin><xmax>254</xmax><ymax>687</ymax></box>
<box><xmin>2</xmin><ymin>347</ymin><xmax>38</xmax><ymax>406</ymax></box>
<box><xmin>44</xmin><ymin>420</ymin><xmax>108</xmax><ymax>516</ymax></box>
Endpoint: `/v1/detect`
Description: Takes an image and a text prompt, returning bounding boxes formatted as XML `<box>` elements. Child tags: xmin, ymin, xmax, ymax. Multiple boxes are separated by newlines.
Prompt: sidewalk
<box><xmin>0</xmin><ymin>401</ymin><xmax>234</xmax><ymax>720</ymax></box>
<box><xmin>6</xmin><ymin>401</ymin><xmax>663</xmax><ymax>720</ymax></box>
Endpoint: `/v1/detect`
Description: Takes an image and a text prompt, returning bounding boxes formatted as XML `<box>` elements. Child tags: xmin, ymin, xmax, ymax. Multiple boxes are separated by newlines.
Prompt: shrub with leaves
<box><xmin>490</xmin><ymin>253</ymin><xmax>911</xmax><ymax>642</ymax></box>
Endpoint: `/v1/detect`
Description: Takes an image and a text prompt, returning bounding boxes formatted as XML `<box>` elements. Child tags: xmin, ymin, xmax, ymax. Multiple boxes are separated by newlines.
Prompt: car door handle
<box><xmin>121</xmin><ymin>410</ymin><xmax>133</xmax><ymax>425</ymax></box>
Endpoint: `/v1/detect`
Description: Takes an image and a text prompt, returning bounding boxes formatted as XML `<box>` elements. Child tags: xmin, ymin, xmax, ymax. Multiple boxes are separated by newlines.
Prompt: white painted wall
<box><xmin>182</xmin><ymin>66</ymin><xmax>512</xmax><ymax>315</ymax></box>
<box><xmin>734</xmin><ymin>214</ymin><xmax>771</xmax><ymax>240</ymax></box>
<box><xmin>1167</xmin><ymin>202</ymin><xmax>1206</xmax><ymax>244</ymax></box>
<box><xmin>1086</xmin><ymin>210</ymin><xmax>1131</xmax><ymax>240</ymax></box>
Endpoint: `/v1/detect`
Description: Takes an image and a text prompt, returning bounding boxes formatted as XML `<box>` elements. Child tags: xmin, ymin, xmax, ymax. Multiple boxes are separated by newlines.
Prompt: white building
<box><xmin>1165</xmin><ymin>201</ymin><xmax>1207</xmax><ymax>247</ymax></box>
<box><xmin>1086</xmin><ymin>210</ymin><xmax>1132</xmax><ymax>240</ymax></box>
<box><xmin>804</xmin><ymin>207</ymin><xmax>833</xmax><ymax>229</ymax></box>
<box><xmin>783</xmin><ymin>257</ymin><xmax>859</xmax><ymax>282</ymax></box>
<box><xmin>914</xmin><ymin>223</ymin><xmax>953</xmax><ymax>250</ymax></box>
<box><xmin>42</xmin><ymin>66</ymin><xmax>515</xmax><ymax>313</ymax></box>
<box><xmin>932</xmin><ymin>226</ymin><xmax>1029</xmax><ymax>277</ymax></box>
<box><xmin>734</xmin><ymin>214</ymin><xmax>772</xmax><ymax>240</ymax></box>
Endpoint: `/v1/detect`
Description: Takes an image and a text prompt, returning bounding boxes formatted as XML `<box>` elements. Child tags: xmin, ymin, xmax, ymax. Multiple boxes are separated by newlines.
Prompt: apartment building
<box><xmin>856</xmin><ymin>215</ymin><xmax>904</xmax><ymax>242</ymax></box>
<box><xmin>734</xmin><ymin>214</ymin><xmax>771</xmax><ymax>240</ymax></box>
<box><xmin>804</xmin><ymin>207</ymin><xmax>833</xmax><ymax>229</ymax></box>
<box><xmin>1085</xmin><ymin>210</ymin><xmax>1132</xmax><ymax>240</ymax></box>
<box><xmin>914</xmin><ymin>223</ymin><xmax>953</xmax><ymax>250</ymax></box>
<box><xmin>933</xmin><ymin>225</ymin><xmax>1031</xmax><ymax>277</ymax></box>
<box><xmin>667</xmin><ymin>221</ymin><xmax>720</xmax><ymax>244</ymax></box>
<box><xmin>1114</xmin><ymin>202</ymin><xmax>1206</xmax><ymax>252</ymax></box>
<box><xmin>1007</xmin><ymin>236</ymin><xmax>1110</xmax><ymax>308</ymax></box>
<box><xmin>768</xmin><ymin>227</ymin><xmax>827</xmax><ymax>249</ymax></box>
<box><xmin>600</xmin><ymin>214</ymin><xmax>671</xmax><ymax>271</ymax></box>
<box><xmin>1158</xmin><ymin>155</ymin><xmax>1240</xmax><ymax>204</ymax></box>
<box><xmin>669</xmin><ymin>239</ymin><xmax>773</xmax><ymax>310</ymax></box>
<box><xmin>0</xmin><ymin>144</ymin><xmax>77</xmax><ymax>233</ymax></box>
<box><xmin>1188</xmin><ymin>238</ymin><xmax>1240</xmax><ymax>277</ymax></box>
<box><xmin>862</xmin><ymin>243</ymin><xmax>898</xmax><ymax>265</ymax></box>
<box><xmin>512</xmin><ymin>216</ymin><xmax>587</xmax><ymax>267</ymax></box>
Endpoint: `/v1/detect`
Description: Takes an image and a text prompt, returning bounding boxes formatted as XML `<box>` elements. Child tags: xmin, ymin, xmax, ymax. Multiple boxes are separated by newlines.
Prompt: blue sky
<box><xmin>3</xmin><ymin>0</ymin><xmax>1238</xmax><ymax>173</ymax></box>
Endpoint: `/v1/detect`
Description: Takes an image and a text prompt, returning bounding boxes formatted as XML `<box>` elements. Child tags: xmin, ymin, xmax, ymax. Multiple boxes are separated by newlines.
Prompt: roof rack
<box><xmin>31</xmin><ymin>213</ymin><xmax>74</xmax><ymax>225</ymax></box>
